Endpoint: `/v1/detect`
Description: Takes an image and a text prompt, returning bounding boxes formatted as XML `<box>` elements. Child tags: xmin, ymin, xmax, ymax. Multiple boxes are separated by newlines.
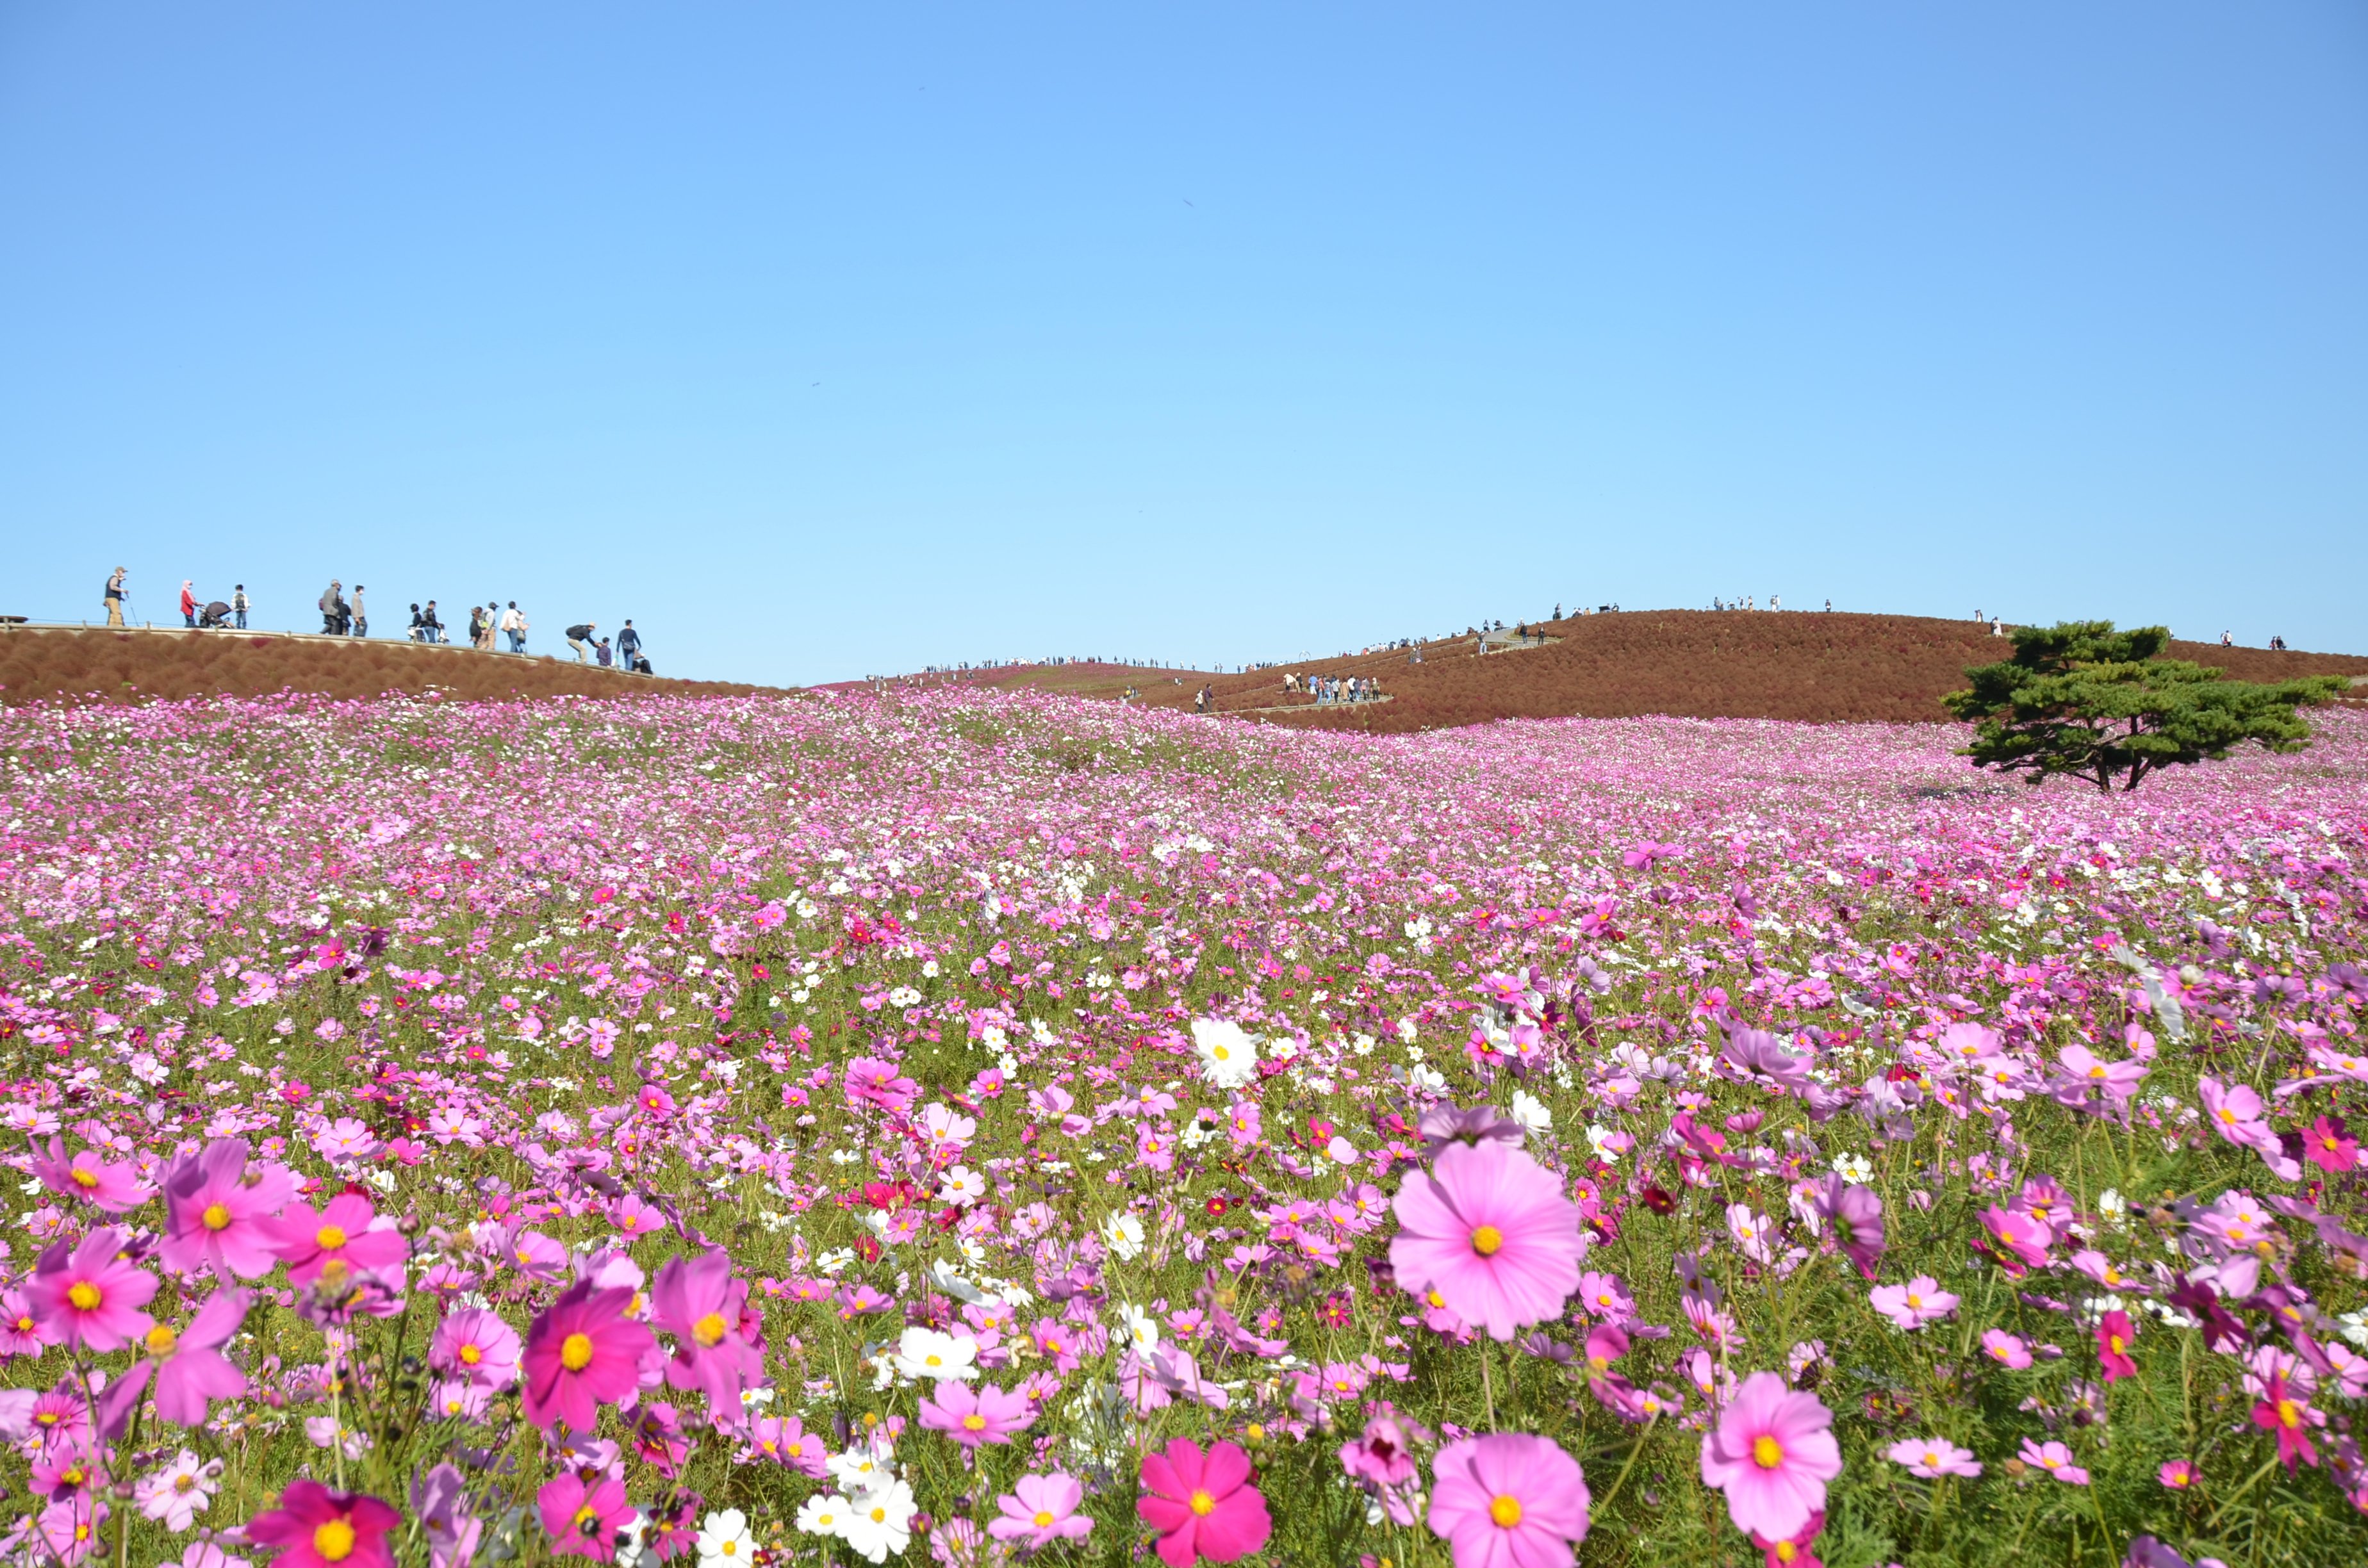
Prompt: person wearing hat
<box><xmin>104</xmin><ymin>568</ymin><xmax>127</xmax><ymax>626</ymax></box>
<box><xmin>565</xmin><ymin>620</ymin><xmax>596</xmax><ymax>662</ymax></box>
<box><xmin>180</xmin><ymin>580</ymin><xmax>197</xmax><ymax>627</ymax></box>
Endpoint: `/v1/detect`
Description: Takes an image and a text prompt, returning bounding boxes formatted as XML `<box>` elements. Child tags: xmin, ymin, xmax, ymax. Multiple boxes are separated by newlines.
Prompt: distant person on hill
<box><xmin>103</xmin><ymin>567</ymin><xmax>127</xmax><ymax>627</ymax></box>
<box><xmin>2271</xmin><ymin>635</ymin><xmax>2287</xmax><ymax>651</ymax></box>
<box><xmin>1990</xmin><ymin>618</ymin><xmax>2003</xmax><ymax>637</ymax></box>
<box><xmin>1771</xmin><ymin>594</ymin><xmax>1781</xmax><ymax>611</ymax></box>
<box><xmin>1824</xmin><ymin>598</ymin><xmax>1832</xmax><ymax>612</ymax></box>
<box><xmin>501</xmin><ymin>601</ymin><xmax>526</xmax><ymax>653</ymax></box>
<box><xmin>2220</xmin><ymin>630</ymin><xmax>2233</xmax><ymax>647</ymax></box>
<box><xmin>351</xmin><ymin>585</ymin><xmax>368</xmax><ymax>637</ymax></box>
<box><xmin>180</xmin><ymin>580</ymin><xmax>197</xmax><ymax>627</ymax></box>
<box><xmin>566</xmin><ymin>621</ymin><xmax>596</xmax><ymax>661</ymax></box>
<box><xmin>464</xmin><ymin>604</ymin><xmax>484</xmax><ymax>647</ymax></box>
<box><xmin>595</xmin><ymin>636</ymin><xmax>614</xmax><ymax>668</ymax></box>
<box><xmin>617</xmin><ymin>620</ymin><xmax>641</xmax><ymax>668</ymax></box>
<box><xmin>319</xmin><ymin>580</ymin><xmax>344</xmax><ymax>635</ymax></box>
<box><xmin>408</xmin><ymin>603</ymin><xmax>424</xmax><ymax>641</ymax></box>
<box><xmin>422</xmin><ymin>600</ymin><xmax>443</xmax><ymax>643</ymax></box>
<box><xmin>233</xmin><ymin>585</ymin><xmax>249</xmax><ymax>628</ymax></box>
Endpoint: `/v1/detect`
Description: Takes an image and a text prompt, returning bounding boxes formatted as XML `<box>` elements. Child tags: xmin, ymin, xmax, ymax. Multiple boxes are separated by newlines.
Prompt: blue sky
<box><xmin>3</xmin><ymin>4</ymin><xmax>2363</xmax><ymax>684</ymax></box>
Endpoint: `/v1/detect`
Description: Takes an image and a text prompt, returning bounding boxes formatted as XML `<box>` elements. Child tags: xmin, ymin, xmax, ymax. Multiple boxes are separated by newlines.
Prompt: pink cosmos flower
<box><xmin>245</xmin><ymin>1481</ymin><xmax>402</xmax><ymax>1568</ymax></box>
<box><xmin>1427</xmin><ymin>1432</ymin><xmax>1591</xmax><ymax>1568</ymax></box>
<box><xmin>161</xmin><ymin>1139</ymin><xmax>295</xmax><ymax>1280</ymax></box>
<box><xmin>28</xmin><ymin>1229</ymin><xmax>156</xmax><ymax>1352</ymax></box>
<box><xmin>2158</xmin><ymin>1458</ymin><xmax>2196</xmax><ymax>1490</ymax></box>
<box><xmin>1339</xmin><ymin>1409</ymin><xmax>1426</xmax><ymax>1488</ymax></box>
<box><xmin>1698</xmin><ymin>1372</ymin><xmax>1843</xmax><ymax>1541</ymax></box>
<box><xmin>987</xmin><ymin>1473</ymin><xmax>1094</xmax><ymax>1549</ymax></box>
<box><xmin>2018</xmin><ymin>1438</ymin><xmax>2089</xmax><ymax>1485</ymax></box>
<box><xmin>430</xmin><ymin>1308</ymin><xmax>523</xmax><ymax>1391</ymax></box>
<box><xmin>520</xmin><ymin>1281</ymin><xmax>657</xmax><ymax>1435</ymax></box>
<box><xmin>1388</xmin><ymin>1139</ymin><xmax>1587</xmax><ymax>1342</ymax></box>
<box><xmin>1978</xmin><ymin>1206</ymin><xmax>2052</xmax><ymax>1272</ymax></box>
<box><xmin>649</xmin><ymin>1248</ymin><xmax>764</xmax><ymax>1414</ymax></box>
<box><xmin>1137</xmin><ymin>1439</ymin><xmax>1271</xmax><ymax>1566</ymax></box>
<box><xmin>2301</xmin><ymin>1116</ymin><xmax>2358</xmax><ymax>1173</ymax></box>
<box><xmin>919</xmin><ymin>1378</ymin><xmax>1033</xmax><ymax>1450</ymax></box>
<box><xmin>1884</xmin><ymin>1437</ymin><xmax>1981</xmax><ymax>1478</ymax></box>
<box><xmin>125</xmin><ymin>1289</ymin><xmax>251</xmax><ymax>1428</ymax></box>
<box><xmin>538</xmin><ymin>1473</ymin><xmax>633</xmax><ymax>1561</ymax></box>
<box><xmin>32</xmin><ymin>1139</ymin><xmax>152</xmax><ymax>1213</ymax></box>
<box><xmin>1980</xmin><ymin>1330</ymin><xmax>2033</xmax><ymax>1369</ymax></box>
<box><xmin>267</xmin><ymin>1194</ymin><xmax>409</xmax><ymax>1288</ymax></box>
<box><xmin>2096</xmin><ymin>1311</ymin><xmax>2138</xmax><ymax>1383</ymax></box>
<box><xmin>1750</xmin><ymin>1512</ymin><xmax>1825</xmax><ymax>1568</ymax></box>
<box><xmin>1812</xmin><ymin>1178</ymin><xmax>1885</xmax><ymax>1280</ymax></box>
<box><xmin>2249</xmin><ymin>1373</ymin><xmax>2321</xmax><ymax>1471</ymax></box>
<box><xmin>1868</xmin><ymin>1277</ymin><xmax>1957</xmax><ymax>1330</ymax></box>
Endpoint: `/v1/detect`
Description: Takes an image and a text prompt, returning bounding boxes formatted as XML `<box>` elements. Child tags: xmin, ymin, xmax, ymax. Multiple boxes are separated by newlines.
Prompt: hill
<box><xmin>951</xmin><ymin>610</ymin><xmax>2368</xmax><ymax>731</ymax></box>
<box><xmin>0</xmin><ymin>625</ymin><xmax>778</xmax><ymax>705</ymax></box>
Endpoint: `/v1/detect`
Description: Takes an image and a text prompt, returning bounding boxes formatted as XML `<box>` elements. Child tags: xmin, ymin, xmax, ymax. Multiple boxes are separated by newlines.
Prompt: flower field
<box><xmin>3</xmin><ymin>688</ymin><xmax>2366</xmax><ymax>1568</ymax></box>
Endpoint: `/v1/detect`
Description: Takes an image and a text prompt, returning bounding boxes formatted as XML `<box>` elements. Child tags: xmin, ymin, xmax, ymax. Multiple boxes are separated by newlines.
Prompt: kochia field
<box><xmin>2</xmin><ymin>689</ymin><xmax>2365</xmax><ymax>1568</ymax></box>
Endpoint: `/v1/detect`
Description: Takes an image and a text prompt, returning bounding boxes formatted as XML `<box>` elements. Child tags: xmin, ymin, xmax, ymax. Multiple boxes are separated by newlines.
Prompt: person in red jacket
<box><xmin>180</xmin><ymin>580</ymin><xmax>197</xmax><ymax>627</ymax></box>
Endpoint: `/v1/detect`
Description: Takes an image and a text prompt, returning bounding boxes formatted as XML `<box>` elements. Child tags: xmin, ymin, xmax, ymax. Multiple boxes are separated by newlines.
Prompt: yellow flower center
<box><xmin>145</xmin><ymin>1323</ymin><xmax>179</xmax><ymax>1357</ymax></box>
<box><xmin>1753</xmin><ymin>1435</ymin><xmax>1784</xmax><ymax>1469</ymax></box>
<box><xmin>1032</xmin><ymin>1510</ymin><xmax>1054</xmax><ymax>1528</ymax></box>
<box><xmin>71</xmin><ymin>1169</ymin><xmax>99</xmax><ymax>1189</ymax></box>
<box><xmin>963</xmin><ymin>1414</ymin><xmax>987</xmax><ymax>1432</ymax></box>
<box><xmin>866</xmin><ymin>1509</ymin><xmax>885</xmax><ymax>1525</ymax></box>
<box><xmin>67</xmin><ymin>1282</ymin><xmax>102</xmax><ymax>1312</ymax></box>
<box><xmin>313</xmin><ymin>1520</ymin><xmax>356</xmax><ymax>1563</ymax></box>
<box><xmin>202</xmin><ymin>1203</ymin><xmax>233</xmax><ymax>1231</ymax></box>
<box><xmin>316</xmin><ymin>1225</ymin><xmax>348</xmax><ymax>1250</ymax></box>
<box><xmin>1188</xmin><ymin>1491</ymin><xmax>1216</xmax><ymax>1517</ymax></box>
<box><xmin>1471</xmin><ymin>1225</ymin><xmax>1504</xmax><ymax>1257</ymax></box>
<box><xmin>692</xmin><ymin>1312</ymin><xmax>728</xmax><ymax>1347</ymax></box>
<box><xmin>1489</xmin><ymin>1494</ymin><xmax>1522</xmax><ymax>1528</ymax></box>
<box><xmin>2278</xmin><ymin>1399</ymin><xmax>2301</xmax><ymax>1429</ymax></box>
<box><xmin>459</xmin><ymin>1344</ymin><xmax>482</xmax><ymax>1365</ymax></box>
<box><xmin>1775</xmin><ymin>1544</ymin><xmax>1798</xmax><ymax>1564</ymax></box>
<box><xmin>2110</xmin><ymin>1335</ymin><xmax>2126</xmax><ymax>1355</ymax></box>
<box><xmin>174</xmin><ymin>1474</ymin><xmax>196</xmax><ymax>1494</ymax></box>
<box><xmin>560</xmin><ymin>1332</ymin><xmax>596</xmax><ymax>1371</ymax></box>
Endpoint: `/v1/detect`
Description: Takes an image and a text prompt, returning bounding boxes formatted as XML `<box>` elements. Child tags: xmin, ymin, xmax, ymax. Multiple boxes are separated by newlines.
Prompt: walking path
<box><xmin>0</xmin><ymin>621</ymin><xmax>661</xmax><ymax>676</ymax></box>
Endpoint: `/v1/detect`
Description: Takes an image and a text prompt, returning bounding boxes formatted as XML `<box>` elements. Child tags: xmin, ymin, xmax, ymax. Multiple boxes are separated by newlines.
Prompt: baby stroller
<box><xmin>197</xmin><ymin>600</ymin><xmax>234</xmax><ymax>630</ymax></box>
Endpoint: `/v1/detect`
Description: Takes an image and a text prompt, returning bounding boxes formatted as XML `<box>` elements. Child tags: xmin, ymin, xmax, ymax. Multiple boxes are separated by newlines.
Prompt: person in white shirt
<box><xmin>501</xmin><ymin>602</ymin><xmax>528</xmax><ymax>653</ymax></box>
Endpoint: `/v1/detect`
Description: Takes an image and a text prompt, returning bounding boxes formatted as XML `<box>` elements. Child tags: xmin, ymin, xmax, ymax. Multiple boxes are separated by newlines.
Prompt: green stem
<box><xmin>2205</xmin><ymin>1453</ymin><xmax>2285</xmax><ymax>1530</ymax></box>
<box><xmin>1590</xmin><ymin>1413</ymin><xmax>1659</xmax><ymax>1519</ymax></box>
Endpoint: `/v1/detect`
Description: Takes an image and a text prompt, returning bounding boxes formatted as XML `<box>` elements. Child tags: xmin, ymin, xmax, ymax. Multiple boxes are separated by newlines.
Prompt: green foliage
<box><xmin>1944</xmin><ymin>621</ymin><xmax>2344</xmax><ymax>793</ymax></box>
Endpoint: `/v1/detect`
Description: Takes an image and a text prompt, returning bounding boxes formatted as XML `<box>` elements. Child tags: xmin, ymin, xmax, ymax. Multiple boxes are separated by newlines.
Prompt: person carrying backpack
<box><xmin>565</xmin><ymin>621</ymin><xmax>596</xmax><ymax>662</ymax></box>
<box><xmin>500</xmin><ymin>601</ymin><xmax>527</xmax><ymax>653</ymax></box>
<box><xmin>616</xmin><ymin>620</ymin><xmax>642</xmax><ymax>668</ymax></box>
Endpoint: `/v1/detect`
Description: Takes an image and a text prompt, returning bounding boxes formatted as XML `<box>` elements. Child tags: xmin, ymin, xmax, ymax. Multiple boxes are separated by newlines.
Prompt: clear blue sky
<box><xmin>4</xmin><ymin>4</ymin><xmax>2363</xmax><ymax>684</ymax></box>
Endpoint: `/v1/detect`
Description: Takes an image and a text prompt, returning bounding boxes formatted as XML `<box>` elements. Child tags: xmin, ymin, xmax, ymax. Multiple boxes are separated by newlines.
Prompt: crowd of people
<box><xmin>1283</xmin><ymin>672</ymin><xmax>1381</xmax><ymax>704</ymax></box>
<box><xmin>94</xmin><ymin>568</ymin><xmax>655</xmax><ymax>674</ymax></box>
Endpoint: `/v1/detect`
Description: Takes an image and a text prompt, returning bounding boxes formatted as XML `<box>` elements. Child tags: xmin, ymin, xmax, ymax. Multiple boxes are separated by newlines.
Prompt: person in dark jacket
<box><xmin>319</xmin><ymin>580</ymin><xmax>346</xmax><ymax>635</ymax></box>
<box><xmin>617</xmin><ymin>620</ymin><xmax>642</xmax><ymax>667</ymax></box>
<box><xmin>566</xmin><ymin>621</ymin><xmax>596</xmax><ymax>662</ymax></box>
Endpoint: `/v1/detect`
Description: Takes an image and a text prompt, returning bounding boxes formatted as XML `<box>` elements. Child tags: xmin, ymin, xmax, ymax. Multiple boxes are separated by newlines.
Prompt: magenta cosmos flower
<box><xmin>128</xmin><ymin>1289</ymin><xmax>251</xmax><ymax>1427</ymax></box>
<box><xmin>161</xmin><ymin>1139</ymin><xmax>295</xmax><ymax>1280</ymax></box>
<box><xmin>1698</xmin><ymin>1372</ymin><xmax>1843</xmax><ymax>1542</ymax></box>
<box><xmin>520</xmin><ymin>1282</ymin><xmax>657</xmax><ymax>1435</ymax></box>
<box><xmin>1427</xmin><ymin>1433</ymin><xmax>1591</xmax><ymax>1568</ymax></box>
<box><xmin>430</xmin><ymin>1308</ymin><xmax>523</xmax><ymax>1391</ymax></box>
<box><xmin>245</xmin><ymin>1481</ymin><xmax>402</xmax><ymax>1568</ymax></box>
<box><xmin>537</xmin><ymin>1473</ymin><xmax>634</xmax><ymax>1561</ymax></box>
<box><xmin>32</xmin><ymin>1139</ymin><xmax>152</xmax><ymax>1214</ymax></box>
<box><xmin>987</xmin><ymin>1473</ymin><xmax>1094</xmax><ymax>1549</ymax></box>
<box><xmin>919</xmin><ymin>1379</ymin><xmax>1034</xmax><ymax>1450</ymax></box>
<box><xmin>1389</xmin><ymin>1139</ymin><xmax>1587</xmax><ymax>1342</ymax></box>
<box><xmin>1137</xmin><ymin>1439</ymin><xmax>1270</xmax><ymax>1567</ymax></box>
<box><xmin>1868</xmin><ymin>1277</ymin><xmax>1957</xmax><ymax>1331</ymax></box>
<box><xmin>267</xmin><ymin>1195</ymin><xmax>410</xmax><ymax>1288</ymax></box>
<box><xmin>28</xmin><ymin>1229</ymin><xmax>156</xmax><ymax>1352</ymax></box>
<box><xmin>649</xmin><ymin>1248</ymin><xmax>763</xmax><ymax>1413</ymax></box>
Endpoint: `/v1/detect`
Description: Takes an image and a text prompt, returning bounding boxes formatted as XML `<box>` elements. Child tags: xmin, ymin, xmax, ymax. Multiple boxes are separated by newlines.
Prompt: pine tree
<box><xmin>1943</xmin><ymin>621</ymin><xmax>2344</xmax><ymax>792</ymax></box>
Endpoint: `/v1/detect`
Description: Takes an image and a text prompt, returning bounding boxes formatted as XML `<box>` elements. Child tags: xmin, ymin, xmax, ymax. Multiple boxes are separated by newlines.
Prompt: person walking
<box><xmin>102</xmin><ymin>567</ymin><xmax>127</xmax><ymax>626</ymax></box>
<box><xmin>616</xmin><ymin>619</ymin><xmax>641</xmax><ymax>670</ymax></box>
<box><xmin>408</xmin><ymin>603</ymin><xmax>425</xmax><ymax>642</ymax></box>
<box><xmin>180</xmin><ymin>580</ymin><xmax>197</xmax><ymax>627</ymax></box>
<box><xmin>565</xmin><ymin>620</ymin><xmax>596</xmax><ymax>662</ymax></box>
<box><xmin>500</xmin><ymin>601</ymin><xmax>527</xmax><ymax>653</ymax></box>
<box><xmin>422</xmin><ymin>600</ymin><xmax>443</xmax><ymax>644</ymax></box>
<box><xmin>233</xmin><ymin>585</ymin><xmax>249</xmax><ymax>629</ymax></box>
<box><xmin>351</xmin><ymin>585</ymin><xmax>368</xmax><ymax>637</ymax></box>
<box><xmin>465</xmin><ymin>604</ymin><xmax>486</xmax><ymax>648</ymax></box>
<box><xmin>319</xmin><ymin>580</ymin><xmax>343</xmax><ymax>635</ymax></box>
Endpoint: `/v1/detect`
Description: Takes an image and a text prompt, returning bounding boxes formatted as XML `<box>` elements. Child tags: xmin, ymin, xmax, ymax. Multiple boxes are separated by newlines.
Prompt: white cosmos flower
<box><xmin>696</xmin><ymin>1509</ymin><xmax>756</xmax><ymax>1568</ymax></box>
<box><xmin>1101</xmin><ymin>1211</ymin><xmax>1146</xmax><ymax>1261</ymax></box>
<box><xmin>1509</xmin><ymin>1090</ymin><xmax>1552</xmax><ymax>1134</ymax></box>
<box><xmin>838</xmin><ymin>1478</ymin><xmax>917</xmax><ymax>1565</ymax></box>
<box><xmin>1190</xmin><ymin>1018</ymin><xmax>1260</xmax><ymax>1089</ymax></box>
<box><xmin>1117</xmin><ymin>1302</ymin><xmax>1162</xmax><ymax>1356</ymax></box>
<box><xmin>794</xmin><ymin>1494</ymin><xmax>849</xmax><ymax>1539</ymax></box>
<box><xmin>891</xmin><ymin>1326</ymin><xmax>978</xmax><ymax>1382</ymax></box>
<box><xmin>937</xmin><ymin>1165</ymin><xmax>986</xmax><ymax>1207</ymax></box>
